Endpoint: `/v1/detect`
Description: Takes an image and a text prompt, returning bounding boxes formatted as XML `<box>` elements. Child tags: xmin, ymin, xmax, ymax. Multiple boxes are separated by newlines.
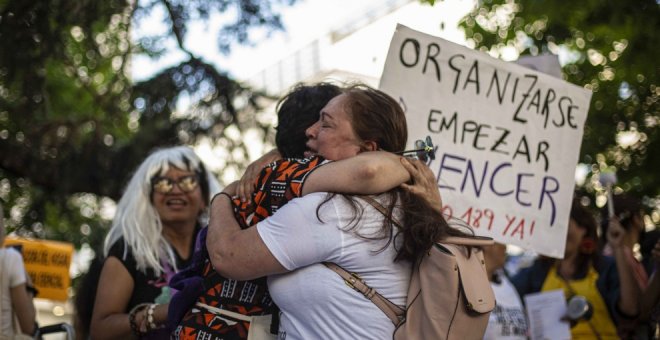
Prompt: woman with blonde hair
<box><xmin>90</xmin><ymin>146</ymin><xmax>221</xmax><ymax>339</ymax></box>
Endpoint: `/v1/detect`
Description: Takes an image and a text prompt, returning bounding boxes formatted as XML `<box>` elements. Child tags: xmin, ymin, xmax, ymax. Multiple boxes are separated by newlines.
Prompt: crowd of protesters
<box><xmin>484</xmin><ymin>194</ymin><xmax>659</xmax><ymax>339</ymax></box>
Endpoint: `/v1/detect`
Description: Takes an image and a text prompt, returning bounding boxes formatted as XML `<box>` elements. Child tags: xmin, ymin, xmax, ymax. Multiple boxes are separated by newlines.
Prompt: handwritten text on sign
<box><xmin>4</xmin><ymin>237</ymin><xmax>73</xmax><ymax>301</ymax></box>
<box><xmin>379</xmin><ymin>25</ymin><xmax>591</xmax><ymax>258</ymax></box>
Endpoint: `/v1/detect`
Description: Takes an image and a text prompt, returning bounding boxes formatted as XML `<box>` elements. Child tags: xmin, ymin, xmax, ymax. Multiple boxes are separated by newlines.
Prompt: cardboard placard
<box><xmin>379</xmin><ymin>25</ymin><xmax>591</xmax><ymax>257</ymax></box>
<box><xmin>4</xmin><ymin>237</ymin><xmax>73</xmax><ymax>301</ymax></box>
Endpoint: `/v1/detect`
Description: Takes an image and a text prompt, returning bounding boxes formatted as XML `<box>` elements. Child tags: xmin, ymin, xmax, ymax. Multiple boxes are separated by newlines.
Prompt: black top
<box><xmin>107</xmin><ymin>229</ymin><xmax>198</xmax><ymax>311</ymax></box>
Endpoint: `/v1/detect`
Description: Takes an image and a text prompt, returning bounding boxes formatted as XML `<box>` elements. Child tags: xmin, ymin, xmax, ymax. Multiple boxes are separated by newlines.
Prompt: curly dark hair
<box><xmin>275</xmin><ymin>83</ymin><xmax>341</xmax><ymax>158</ymax></box>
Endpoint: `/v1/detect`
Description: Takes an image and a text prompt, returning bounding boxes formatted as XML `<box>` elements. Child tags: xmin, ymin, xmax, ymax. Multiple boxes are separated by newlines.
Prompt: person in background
<box><xmin>90</xmin><ymin>146</ymin><xmax>221</xmax><ymax>339</ymax></box>
<box><xmin>73</xmin><ymin>254</ymin><xmax>103</xmax><ymax>340</ymax></box>
<box><xmin>512</xmin><ymin>197</ymin><xmax>640</xmax><ymax>339</ymax></box>
<box><xmin>641</xmin><ymin>229</ymin><xmax>660</xmax><ymax>278</ymax></box>
<box><xmin>601</xmin><ymin>193</ymin><xmax>649</xmax><ymax>288</ymax></box>
<box><xmin>0</xmin><ymin>202</ymin><xmax>37</xmax><ymax>338</ymax></box>
<box><xmin>603</xmin><ymin>193</ymin><xmax>655</xmax><ymax>338</ymax></box>
<box><xmin>482</xmin><ymin>243</ymin><xmax>527</xmax><ymax>339</ymax></box>
<box><xmin>641</xmin><ymin>238</ymin><xmax>660</xmax><ymax>339</ymax></box>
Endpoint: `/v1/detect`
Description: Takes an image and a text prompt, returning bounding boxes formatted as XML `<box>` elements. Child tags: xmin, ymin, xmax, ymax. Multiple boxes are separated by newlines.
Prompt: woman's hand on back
<box><xmin>237</xmin><ymin>148</ymin><xmax>281</xmax><ymax>202</ymax></box>
<box><xmin>399</xmin><ymin>157</ymin><xmax>443</xmax><ymax>214</ymax></box>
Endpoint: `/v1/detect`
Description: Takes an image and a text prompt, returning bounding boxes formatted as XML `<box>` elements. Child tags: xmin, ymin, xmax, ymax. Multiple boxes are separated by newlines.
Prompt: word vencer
<box><xmin>432</xmin><ymin>151</ymin><xmax>559</xmax><ymax>226</ymax></box>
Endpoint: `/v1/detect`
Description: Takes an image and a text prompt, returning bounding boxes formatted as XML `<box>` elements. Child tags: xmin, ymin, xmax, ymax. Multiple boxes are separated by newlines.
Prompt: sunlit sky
<box><xmin>131</xmin><ymin>0</ymin><xmax>474</xmax><ymax>82</ymax></box>
<box><xmin>130</xmin><ymin>0</ymin><xmax>383</xmax><ymax>81</ymax></box>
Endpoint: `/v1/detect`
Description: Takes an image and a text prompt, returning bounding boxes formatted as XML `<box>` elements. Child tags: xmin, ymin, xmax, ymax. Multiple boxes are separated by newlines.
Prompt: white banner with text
<box><xmin>379</xmin><ymin>25</ymin><xmax>592</xmax><ymax>258</ymax></box>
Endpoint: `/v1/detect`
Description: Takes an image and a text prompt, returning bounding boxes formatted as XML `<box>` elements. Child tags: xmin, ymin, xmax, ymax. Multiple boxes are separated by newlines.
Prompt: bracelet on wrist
<box><xmin>128</xmin><ymin>303</ymin><xmax>149</xmax><ymax>336</ymax></box>
<box><xmin>146</xmin><ymin>304</ymin><xmax>158</xmax><ymax>331</ymax></box>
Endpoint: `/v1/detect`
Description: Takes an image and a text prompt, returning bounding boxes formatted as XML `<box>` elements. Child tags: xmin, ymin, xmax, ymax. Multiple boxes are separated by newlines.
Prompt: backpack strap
<box><xmin>323</xmin><ymin>195</ymin><xmax>494</xmax><ymax>326</ymax></box>
<box><xmin>443</xmin><ymin>236</ymin><xmax>494</xmax><ymax>246</ymax></box>
<box><xmin>322</xmin><ymin>262</ymin><xmax>404</xmax><ymax>325</ymax></box>
<box><xmin>357</xmin><ymin>195</ymin><xmax>398</xmax><ymax>226</ymax></box>
<box><xmin>322</xmin><ymin>195</ymin><xmax>406</xmax><ymax>325</ymax></box>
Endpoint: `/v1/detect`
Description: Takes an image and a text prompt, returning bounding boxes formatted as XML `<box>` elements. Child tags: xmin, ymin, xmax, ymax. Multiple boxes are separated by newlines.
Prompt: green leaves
<box><xmin>458</xmin><ymin>0</ymin><xmax>659</xmax><ymax>213</ymax></box>
<box><xmin>0</xmin><ymin>0</ymin><xmax>293</xmax><ymax>250</ymax></box>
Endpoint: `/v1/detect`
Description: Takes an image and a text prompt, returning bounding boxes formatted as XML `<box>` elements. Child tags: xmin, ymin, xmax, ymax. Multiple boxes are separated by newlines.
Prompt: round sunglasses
<box><xmin>151</xmin><ymin>175</ymin><xmax>199</xmax><ymax>194</ymax></box>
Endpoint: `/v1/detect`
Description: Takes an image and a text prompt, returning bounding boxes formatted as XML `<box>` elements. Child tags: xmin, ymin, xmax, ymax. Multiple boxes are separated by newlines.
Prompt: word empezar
<box><xmin>427</xmin><ymin>109</ymin><xmax>550</xmax><ymax>171</ymax></box>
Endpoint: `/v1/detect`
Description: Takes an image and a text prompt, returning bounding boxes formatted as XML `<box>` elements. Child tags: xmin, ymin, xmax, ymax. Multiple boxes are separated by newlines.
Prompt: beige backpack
<box><xmin>325</xmin><ymin>197</ymin><xmax>495</xmax><ymax>339</ymax></box>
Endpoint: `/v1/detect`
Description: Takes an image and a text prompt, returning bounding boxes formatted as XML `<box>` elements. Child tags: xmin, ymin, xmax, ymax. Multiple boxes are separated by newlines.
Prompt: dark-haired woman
<box><xmin>511</xmin><ymin>198</ymin><xmax>640</xmax><ymax>339</ymax></box>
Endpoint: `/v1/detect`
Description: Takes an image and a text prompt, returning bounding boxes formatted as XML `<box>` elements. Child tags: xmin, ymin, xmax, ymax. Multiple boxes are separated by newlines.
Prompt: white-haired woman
<box><xmin>0</xmin><ymin>202</ymin><xmax>37</xmax><ymax>338</ymax></box>
<box><xmin>90</xmin><ymin>146</ymin><xmax>221</xmax><ymax>339</ymax></box>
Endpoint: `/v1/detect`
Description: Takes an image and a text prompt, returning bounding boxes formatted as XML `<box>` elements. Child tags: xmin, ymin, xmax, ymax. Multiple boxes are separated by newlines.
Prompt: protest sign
<box><xmin>4</xmin><ymin>237</ymin><xmax>73</xmax><ymax>301</ymax></box>
<box><xmin>379</xmin><ymin>25</ymin><xmax>591</xmax><ymax>257</ymax></box>
<box><xmin>524</xmin><ymin>289</ymin><xmax>571</xmax><ymax>340</ymax></box>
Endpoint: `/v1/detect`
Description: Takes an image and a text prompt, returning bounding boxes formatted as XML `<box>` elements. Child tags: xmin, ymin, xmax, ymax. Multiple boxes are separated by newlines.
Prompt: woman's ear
<box><xmin>361</xmin><ymin>140</ymin><xmax>378</xmax><ymax>152</ymax></box>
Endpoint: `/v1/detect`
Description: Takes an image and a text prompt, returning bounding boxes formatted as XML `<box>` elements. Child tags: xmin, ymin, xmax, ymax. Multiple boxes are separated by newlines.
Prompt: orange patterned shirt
<box><xmin>174</xmin><ymin>156</ymin><xmax>325</xmax><ymax>339</ymax></box>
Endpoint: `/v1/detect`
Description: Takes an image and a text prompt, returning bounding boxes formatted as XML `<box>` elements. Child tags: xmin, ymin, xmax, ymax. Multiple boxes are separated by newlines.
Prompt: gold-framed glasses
<box><xmin>151</xmin><ymin>175</ymin><xmax>199</xmax><ymax>194</ymax></box>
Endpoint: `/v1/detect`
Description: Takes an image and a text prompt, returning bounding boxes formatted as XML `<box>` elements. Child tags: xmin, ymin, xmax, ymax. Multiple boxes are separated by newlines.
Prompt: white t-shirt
<box><xmin>0</xmin><ymin>247</ymin><xmax>28</xmax><ymax>336</ymax></box>
<box><xmin>483</xmin><ymin>270</ymin><xmax>528</xmax><ymax>340</ymax></box>
<box><xmin>257</xmin><ymin>193</ymin><xmax>410</xmax><ymax>340</ymax></box>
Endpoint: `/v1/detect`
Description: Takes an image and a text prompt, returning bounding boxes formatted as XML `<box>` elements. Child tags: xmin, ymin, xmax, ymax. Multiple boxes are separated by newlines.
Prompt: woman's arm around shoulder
<box><xmin>301</xmin><ymin>151</ymin><xmax>410</xmax><ymax>196</ymax></box>
<box><xmin>237</xmin><ymin>148</ymin><xmax>282</xmax><ymax>202</ymax></box>
<box><xmin>206</xmin><ymin>192</ymin><xmax>287</xmax><ymax>281</ymax></box>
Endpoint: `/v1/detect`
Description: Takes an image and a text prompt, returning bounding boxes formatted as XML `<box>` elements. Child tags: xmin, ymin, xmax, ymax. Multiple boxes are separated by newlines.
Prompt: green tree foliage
<box><xmin>0</xmin><ymin>0</ymin><xmax>294</xmax><ymax>249</ymax></box>
<box><xmin>450</xmin><ymin>0</ymin><xmax>659</xmax><ymax>212</ymax></box>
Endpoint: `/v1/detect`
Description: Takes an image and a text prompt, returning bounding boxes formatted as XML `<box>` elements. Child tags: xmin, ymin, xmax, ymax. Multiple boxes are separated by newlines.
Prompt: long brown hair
<box><xmin>342</xmin><ymin>84</ymin><xmax>408</xmax><ymax>154</ymax></box>
<box><xmin>319</xmin><ymin>84</ymin><xmax>469</xmax><ymax>264</ymax></box>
